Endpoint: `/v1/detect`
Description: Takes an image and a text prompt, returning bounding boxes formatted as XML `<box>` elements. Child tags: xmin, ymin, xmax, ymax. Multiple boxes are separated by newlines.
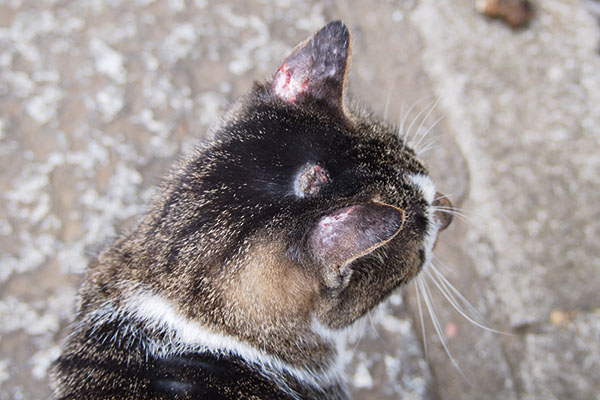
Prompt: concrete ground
<box><xmin>1</xmin><ymin>0</ymin><xmax>599</xmax><ymax>399</ymax></box>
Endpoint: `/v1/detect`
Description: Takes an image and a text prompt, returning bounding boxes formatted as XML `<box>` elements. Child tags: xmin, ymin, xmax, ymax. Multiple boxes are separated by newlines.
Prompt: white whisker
<box><xmin>398</xmin><ymin>96</ymin><xmax>433</xmax><ymax>149</ymax></box>
<box><xmin>431</xmin><ymin>254</ymin><xmax>459</xmax><ymax>283</ymax></box>
<box><xmin>432</xmin><ymin>208</ymin><xmax>477</xmax><ymax>225</ymax></box>
<box><xmin>432</xmin><ymin>205</ymin><xmax>481</xmax><ymax>217</ymax></box>
<box><xmin>417</xmin><ymin>144</ymin><xmax>439</xmax><ymax>155</ymax></box>
<box><xmin>367</xmin><ymin>309</ymin><xmax>382</xmax><ymax>342</ymax></box>
<box><xmin>414</xmin><ymin>115</ymin><xmax>444</xmax><ymax>151</ymax></box>
<box><xmin>433</xmin><ymin>193</ymin><xmax>457</xmax><ymax>202</ymax></box>
<box><xmin>384</xmin><ymin>79</ymin><xmax>397</xmax><ymax>121</ymax></box>
<box><xmin>415</xmin><ymin>280</ymin><xmax>429</xmax><ymax>361</ymax></box>
<box><xmin>430</xmin><ymin>262</ymin><xmax>484</xmax><ymax>321</ymax></box>
<box><xmin>419</xmin><ymin>275</ymin><xmax>470</xmax><ymax>383</ymax></box>
<box><xmin>399</xmin><ymin>101</ymin><xmax>407</xmax><ymax>151</ymax></box>
<box><xmin>351</xmin><ymin>314</ymin><xmax>369</xmax><ymax>352</ymax></box>
<box><xmin>426</xmin><ymin>267</ymin><xmax>510</xmax><ymax>336</ymax></box>
<box><xmin>416</xmin><ymin>135</ymin><xmax>438</xmax><ymax>151</ymax></box>
<box><xmin>415</xmin><ymin>137</ymin><xmax>439</xmax><ymax>156</ymax></box>
<box><xmin>412</xmin><ymin>99</ymin><xmax>444</xmax><ymax>151</ymax></box>
<box><xmin>405</xmin><ymin>99</ymin><xmax>437</xmax><ymax>146</ymax></box>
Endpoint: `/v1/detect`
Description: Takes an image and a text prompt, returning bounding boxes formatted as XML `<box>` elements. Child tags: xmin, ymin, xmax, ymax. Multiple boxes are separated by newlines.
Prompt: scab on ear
<box><xmin>271</xmin><ymin>20</ymin><xmax>352</xmax><ymax>108</ymax></box>
<box><xmin>308</xmin><ymin>202</ymin><xmax>405</xmax><ymax>288</ymax></box>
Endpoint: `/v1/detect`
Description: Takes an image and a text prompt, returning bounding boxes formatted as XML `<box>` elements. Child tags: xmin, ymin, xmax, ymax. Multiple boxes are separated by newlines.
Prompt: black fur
<box><xmin>51</xmin><ymin>21</ymin><xmax>452</xmax><ymax>399</ymax></box>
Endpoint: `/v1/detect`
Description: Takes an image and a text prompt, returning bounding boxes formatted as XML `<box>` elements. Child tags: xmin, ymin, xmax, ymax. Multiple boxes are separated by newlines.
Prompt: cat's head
<box><xmin>138</xmin><ymin>21</ymin><xmax>452</xmax><ymax>339</ymax></box>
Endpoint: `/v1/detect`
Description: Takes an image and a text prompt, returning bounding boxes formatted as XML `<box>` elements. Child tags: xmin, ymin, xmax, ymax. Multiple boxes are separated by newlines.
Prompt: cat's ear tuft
<box><xmin>308</xmin><ymin>202</ymin><xmax>405</xmax><ymax>288</ymax></box>
<box><xmin>271</xmin><ymin>21</ymin><xmax>351</xmax><ymax>107</ymax></box>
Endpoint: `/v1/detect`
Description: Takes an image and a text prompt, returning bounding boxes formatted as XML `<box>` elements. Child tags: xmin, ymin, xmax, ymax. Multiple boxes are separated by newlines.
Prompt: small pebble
<box><xmin>549</xmin><ymin>309</ymin><xmax>576</xmax><ymax>326</ymax></box>
<box><xmin>445</xmin><ymin>322</ymin><xmax>458</xmax><ymax>338</ymax></box>
<box><xmin>476</xmin><ymin>0</ymin><xmax>534</xmax><ymax>28</ymax></box>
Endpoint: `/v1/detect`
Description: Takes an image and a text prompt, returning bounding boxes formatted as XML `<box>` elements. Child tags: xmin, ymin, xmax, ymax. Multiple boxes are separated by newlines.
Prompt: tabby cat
<box><xmin>51</xmin><ymin>20</ymin><xmax>453</xmax><ymax>400</ymax></box>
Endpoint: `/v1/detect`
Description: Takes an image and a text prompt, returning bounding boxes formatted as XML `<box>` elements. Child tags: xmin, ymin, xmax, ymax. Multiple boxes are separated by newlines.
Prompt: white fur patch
<box><xmin>310</xmin><ymin>316</ymin><xmax>349</xmax><ymax>388</ymax></box>
<box><xmin>421</xmin><ymin>211</ymin><xmax>439</xmax><ymax>272</ymax></box>
<box><xmin>407</xmin><ymin>173</ymin><xmax>436</xmax><ymax>204</ymax></box>
<box><xmin>406</xmin><ymin>173</ymin><xmax>439</xmax><ymax>272</ymax></box>
<box><xmin>84</xmin><ymin>291</ymin><xmax>344</xmax><ymax>398</ymax></box>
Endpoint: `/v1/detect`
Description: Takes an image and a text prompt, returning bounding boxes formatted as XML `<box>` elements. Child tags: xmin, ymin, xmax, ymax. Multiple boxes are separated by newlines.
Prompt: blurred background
<box><xmin>1</xmin><ymin>0</ymin><xmax>599</xmax><ymax>399</ymax></box>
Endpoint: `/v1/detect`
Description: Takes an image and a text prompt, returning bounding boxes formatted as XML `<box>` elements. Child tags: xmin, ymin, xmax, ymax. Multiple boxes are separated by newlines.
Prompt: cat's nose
<box><xmin>432</xmin><ymin>192</ymin><xmax>453</xmax><ymax>232</ymax></box>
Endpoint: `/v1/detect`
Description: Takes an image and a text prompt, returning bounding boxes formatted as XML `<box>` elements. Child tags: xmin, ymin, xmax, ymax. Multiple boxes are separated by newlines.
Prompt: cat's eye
<box><xmin>294</xmin><ymin>163</ymin><xmax>329</xmax><ymax>198</ymax></box>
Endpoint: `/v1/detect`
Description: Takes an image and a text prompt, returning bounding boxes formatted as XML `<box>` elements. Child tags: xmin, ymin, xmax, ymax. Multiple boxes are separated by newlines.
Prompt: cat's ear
<box><xmin>308</xmin><ymin>203</ymin><xmax>405</xmax><ymax>288</ymax></box>
<box><xmin>271</xmin><ymin>20</ymin><xmax>351</xmax><ymax>108</ymax></box>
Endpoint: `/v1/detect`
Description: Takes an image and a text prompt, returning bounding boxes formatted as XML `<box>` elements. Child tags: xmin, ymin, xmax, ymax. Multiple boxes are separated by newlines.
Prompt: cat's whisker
<box><xmin>432</xmin><ymin>206</ymin><xmax>470</xmax><ymax>213</ymax></box>
<box><xmin>398</xmin><ymin>96</ymin><xmax>433</xmax><ymax>150</ymax></box>
<box><xmin>433</xmin><ymin>205</ymin><xmax>481</xmax><ymax>217</ymax></box>
<box><xmin>431</xmin><ymin>254</ymin><xmax>459</xmax><ymax>282</ymax></box>
<box><xmin>405</xmin><ymin>99</ymin><xmax>437</xmax><ymax>147</ymax></box>
<box><xmin>415</xmin><ymin>137</ymin><xmax>439</xmax><ymax>156</ymax></box>
<box><xmin>418</xmin><ymin>275</ymin><xmax>470</xmax><ymax>382</ymax></box>
<box><xmin>414</xmin><ymin>279</ymin><xmax>429</xmax><ymax>362</ymax></box>
<box><xmin>426</xmin><ymin>266</ymin><xmax>509</xmax><ymax>336</ymax></box>
<box><xmin>366</xmin><ymin>309</ymin><xmax>383</xmax><ymax>342</ymax></box>
<box><xmin>399</xmin><ymin>96</ymin><xmax>432</xmax><ymax>135</ymax></box>
<box><xmin>432</xmin><ymin>207</ymin><xmax>478</xmax><ymax>225</ymax></box>
<box><xmin>433</xmin><ymin>193</ymin><xmax>457</xmax><ymax>202</ymax></box>
<box><xmin>383</xmin><ymin>79</ymin><xmax>397</xmax><ymax>121</ymax></box>
<box><xmin>430</xmin><ymin>261</ymin><xmax>515</xmax><ymax>337</ymax></box>
<box><xmin>430</xmin><ymin>261</ymin><xmax>483</xmax><ymax>321</ymax></box>
<box><xmin>413</xmin><ymin>115</ymin><xmax>444</xmax><ymax>152</ymax></box>
<box><xmin>416</xmin><ymin>135</ymin><xmax>438</xmax><ymax>151</ymax></box>
<box><xmin>417</xmin><ymin>144</ymin><xmax>439</xmax><ymax>155</ymax></box>
<box><xmin>351</xmin><ymin>314</ymin><xmax>369</xmax><ymax>352</ymax></box>
<box><xmin>434</xmin><ymin>208</ymin><xmax>479</xmax><ymax>224</ymax></box>
<box><xmin>411</xmin><ymin>98</ymin><xmax>444</xmax><ymax>151</ymax></box>
<box><xmin>399</xmin><ymin>101</ymin><xmax>408</xmax><ymax>151</ymax></box>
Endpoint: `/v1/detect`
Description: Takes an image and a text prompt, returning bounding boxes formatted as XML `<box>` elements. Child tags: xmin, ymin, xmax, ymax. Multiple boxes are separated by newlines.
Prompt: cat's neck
<box><xmin>79</xmin><ymin>286</ymin><xmax>347</xmax><ymax>396</ymax></box>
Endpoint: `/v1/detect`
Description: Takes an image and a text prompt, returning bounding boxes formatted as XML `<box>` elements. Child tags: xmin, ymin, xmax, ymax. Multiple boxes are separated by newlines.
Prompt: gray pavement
<box><xmin>1</xmin><ymin>1</ymin><xmax>599</xmax><ymax>399</ymax></box>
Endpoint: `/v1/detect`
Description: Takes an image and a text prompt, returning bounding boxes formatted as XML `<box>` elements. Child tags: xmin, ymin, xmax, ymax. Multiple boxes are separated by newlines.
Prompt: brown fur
<box><xmin>52</xmin><ymin>21</ymin><xmax>453</xmax><ymax>400</ymax></box>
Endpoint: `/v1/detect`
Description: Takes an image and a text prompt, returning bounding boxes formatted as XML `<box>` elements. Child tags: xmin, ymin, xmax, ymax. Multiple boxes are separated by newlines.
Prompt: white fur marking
<box><xmin>406</xmin><ymin>173</ymin><xmax>439</xmax><ymax>272</ymax></box>
<box><xmin>310</xmin><ymin>316</ymin><xmax>349</xmax><ymax>386</ymax></box>
<box><xmin>407</xmin><ymin>173</ymin><xmax>436</xmax><ymax>204</ymax></box>
<box><xmin>421</xmin><ymin>210</ymin><xmax>439</xmax><ymax>273</ymax></box>
<box><xmin>115</xmin><ymin>292</ymin><xmax>344</xmax><ymax>395</ymax></box>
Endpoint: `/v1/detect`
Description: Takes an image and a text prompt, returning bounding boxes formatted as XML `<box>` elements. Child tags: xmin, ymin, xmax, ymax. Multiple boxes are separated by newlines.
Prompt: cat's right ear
<box><xmin>270</xmin><ymin>21</ymin><xmax>351</xmax><ymax>108</ymax></box>
<box><xmin>308</xmin><ymin>202</ymin><xmax>405</xmax><ymax>289</ymax></box>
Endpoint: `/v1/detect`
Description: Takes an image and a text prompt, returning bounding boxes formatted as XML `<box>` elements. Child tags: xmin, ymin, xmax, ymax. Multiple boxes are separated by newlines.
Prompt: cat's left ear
<box><xmin>271</xmin><ymin>21</ymin><xmax>351</xmax><ymax>108</ymax></box>
<box><xmin>308</xmin><ymin>202</ymin><xmax>405</xmax><ymax>289</ymax></box>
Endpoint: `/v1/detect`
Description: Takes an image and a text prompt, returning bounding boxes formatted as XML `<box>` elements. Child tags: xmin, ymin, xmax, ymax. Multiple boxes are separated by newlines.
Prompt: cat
<box><xmin>51</xmin><ymin>20</ymin><xmax>453</xmax><ymax>400</ymax></box>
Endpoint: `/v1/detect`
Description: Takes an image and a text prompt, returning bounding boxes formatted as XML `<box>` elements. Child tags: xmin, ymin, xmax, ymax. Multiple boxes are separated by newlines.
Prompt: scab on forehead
<box><xmin>294</xmin><ymin>163</ymin><xmax>329</xmax><ymax>198</ymax></box>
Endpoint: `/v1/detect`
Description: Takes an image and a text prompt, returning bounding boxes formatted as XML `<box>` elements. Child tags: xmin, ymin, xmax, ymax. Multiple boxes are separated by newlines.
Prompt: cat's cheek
<box><xmin>223</xmin><ymin>241</ymin><xmax>319</xmax><ymax>326</ymax></box>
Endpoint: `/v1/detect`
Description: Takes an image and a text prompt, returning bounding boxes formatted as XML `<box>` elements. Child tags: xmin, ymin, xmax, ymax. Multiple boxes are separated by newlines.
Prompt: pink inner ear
<box><xmin>273</xmin><ymin>64</ymin><xmax>309</xmax><ymax>104</ymax></box>
<box><xmin>309</xmin><ymin>203</ymin><xmax>405</xmax><ymax>267</ymax></box>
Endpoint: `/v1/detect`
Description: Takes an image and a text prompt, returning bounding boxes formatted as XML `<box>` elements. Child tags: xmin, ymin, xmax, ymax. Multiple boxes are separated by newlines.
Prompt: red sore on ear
<box><xmin>273</xmin><ymin>63</ymin><xmax>309</xmax><ymax>104</ymax></box>
<box><xmin>271</xmin><ymin>21</ymin><xmax>351</xmax><ymax>107</ymax></box>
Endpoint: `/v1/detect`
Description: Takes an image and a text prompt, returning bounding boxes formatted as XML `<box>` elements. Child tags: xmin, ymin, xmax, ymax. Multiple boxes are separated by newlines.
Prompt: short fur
<box><xmin>52</xmin><ymin>21</ymin><xmax>452</xmax><ymax>400</ymax></box>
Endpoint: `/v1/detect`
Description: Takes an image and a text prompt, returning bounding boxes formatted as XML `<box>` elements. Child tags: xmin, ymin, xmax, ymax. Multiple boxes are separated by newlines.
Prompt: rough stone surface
<box><xmin>1</xmin><ymin>1</ymin><xmax>599</xmax><ymax>399</ymax></box>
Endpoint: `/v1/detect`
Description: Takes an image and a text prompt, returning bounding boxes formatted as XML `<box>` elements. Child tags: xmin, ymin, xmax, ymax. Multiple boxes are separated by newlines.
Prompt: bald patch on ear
<box><xmin>271</xmin><ymin>21</ymin><xmax>352</xmax><ymax>108</ymax></box>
